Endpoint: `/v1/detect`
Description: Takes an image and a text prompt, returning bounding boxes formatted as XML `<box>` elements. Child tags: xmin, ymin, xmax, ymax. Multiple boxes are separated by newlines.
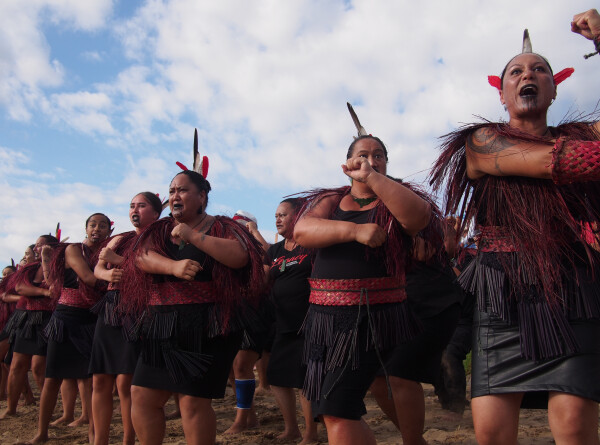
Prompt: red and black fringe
<box><xmin>430</xmin><ymin>119</ymin><xmax>600</xmax><ymax>359</ymax></box>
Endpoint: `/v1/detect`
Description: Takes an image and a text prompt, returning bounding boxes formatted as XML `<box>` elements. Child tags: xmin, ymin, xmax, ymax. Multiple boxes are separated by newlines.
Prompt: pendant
<box><xmin>279</xmin><ymin>259</ymin><xmax>287</xmax><ymax>272</ymax></box>
<box><xmin>353</xmin><ymin>196</ymin><xmax>377</xmax><ymax>208</ymax></box>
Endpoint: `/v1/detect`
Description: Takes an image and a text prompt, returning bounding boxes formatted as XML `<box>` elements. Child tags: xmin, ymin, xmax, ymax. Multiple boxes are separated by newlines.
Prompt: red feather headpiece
<box><xmin>176</xmin><ymin>128</ymin><xmax>209</xmax><ymax>179</ymax></box>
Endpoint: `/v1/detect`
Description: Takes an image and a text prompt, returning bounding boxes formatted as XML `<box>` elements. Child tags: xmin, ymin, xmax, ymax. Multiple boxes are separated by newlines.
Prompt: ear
<box><xmin>499</xmin><ymin>88</ymin><xmax>505</xmax><ymax>105</ymax></box>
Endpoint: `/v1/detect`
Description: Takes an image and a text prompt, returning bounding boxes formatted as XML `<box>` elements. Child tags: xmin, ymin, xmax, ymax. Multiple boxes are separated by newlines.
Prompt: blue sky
<box><xmin>1</xmin><ymin>0</ymin><xmax>598</xmax><ymax>263</ymax></box>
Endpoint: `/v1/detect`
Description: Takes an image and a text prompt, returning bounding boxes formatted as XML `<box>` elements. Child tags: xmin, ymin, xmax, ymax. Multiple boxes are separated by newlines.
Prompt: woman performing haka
<box><xmin>429</xmin><ymin>8</ymin><xmax>600</xmax><ymax>445</ymax></box>
<box><xmin>294</xmin><ymin>105</ymin><xmax>431</xmax><ymax>445</ymax></box>
<box><xmin>119</xmin><ymin>143</ymin><xmax>264</xmax><ymax>445</ymax></box>
<box><xmin>0</xmin><ymin>235</ymin><xmax>59</xmax><ymax>419</ymax></box>
<box><xmin>23</xmin><ymin>214</ymin><xmax>111</xmax><ymax>444</ymax></box>
<box><xmin>90</xmin><ymin>192</ymin><xmax>163</xmax><ymax>445</ymax></box>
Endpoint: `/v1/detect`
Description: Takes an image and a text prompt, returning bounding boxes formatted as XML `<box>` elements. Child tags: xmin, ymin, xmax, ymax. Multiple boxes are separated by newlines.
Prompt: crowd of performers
<box><xmin>1</xmin><ymin>7</ymin><xmax>600</xmax><ymax>445</ymax></box>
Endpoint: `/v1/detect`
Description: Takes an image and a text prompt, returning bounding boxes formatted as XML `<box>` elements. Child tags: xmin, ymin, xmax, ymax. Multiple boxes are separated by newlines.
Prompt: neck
<box><xmin>178</xmin><ymin>212</ymin><xmax>207</xmax><ymax>228</ymax></box>
<box><xmin>84</xmin><ymin>238</ymin><xmax>99</xmax><ymax>253</ymax></box>
<box><xmin>350</xmin><ymin>182</ymin><xmax>375</xmax><ymax>198</ymax></box>
<box><xmin>508</xmin><ymin>115</ymin><xmax>549</xmax><ymax>136</ymax></box>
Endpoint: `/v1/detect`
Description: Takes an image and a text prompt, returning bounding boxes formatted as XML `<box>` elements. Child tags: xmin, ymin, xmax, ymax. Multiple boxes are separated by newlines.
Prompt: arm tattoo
<box><xmin>467</xmin><ymin>127</ymin><xmax>517</xmax><ymax>154</ymax></box>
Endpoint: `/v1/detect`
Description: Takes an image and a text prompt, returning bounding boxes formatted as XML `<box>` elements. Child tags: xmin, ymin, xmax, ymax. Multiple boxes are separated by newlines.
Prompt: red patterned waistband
<box><xmin>308</xmin><ymin>277</ymin><xmax>406</xmax><ymax>306</ymax></box>
<box><xmin>479</xmin><ymin>226</ymin><xmax>518</xmax><ymax>253</ymax></box>
<box><xmin>149</xmin><ymin>281</ymin><xmax>219</xmax><ymax>305</ymax></box>
<box><xmin>26</xmin><ymin>297</ymin><xmax>56</xmax><ymax>311</ymax></box>
<box><xmin>58</xmin><ymin>288</ymin><xmax>91</xmax><ymax>309</ymax></box>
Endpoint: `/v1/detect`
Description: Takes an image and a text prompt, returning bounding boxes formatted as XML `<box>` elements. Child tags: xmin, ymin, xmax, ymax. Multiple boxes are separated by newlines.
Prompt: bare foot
<box><xmin>298</xmin><ymin>434</ymin><xmax>319</xmax><ymax>445</ymax></box>
<box><xmin>50</xmin><ymin>415</ymin><xmax>74</xmax><ymax>426</ymax></box>
<box><xmin>67</xmin><ymin>415</ymin><xmax>88</xmax><ymax>427</ymax></box>
<box><xmin>223</xmin><ymin>418</ymin><xmax>259</xmax><ymax>435</ymax></box>
<box><xmin>0</xmin><ymin>408</ymin><xmax>17</xmax><ymax>419</ymax></box>
<box><xmin>25</xmin><ymin>395</ymin><xmax>36</xmax><ymax>405</ymax></box>
<box><xmin>277</xmin><ymin>430</ymin><xmax>302</xmax><ymax>441</ymax></box>
<box><xmin>16</xmin><ymin>432</ymin><xmax>49</xmax><ymax>444</ymax></box>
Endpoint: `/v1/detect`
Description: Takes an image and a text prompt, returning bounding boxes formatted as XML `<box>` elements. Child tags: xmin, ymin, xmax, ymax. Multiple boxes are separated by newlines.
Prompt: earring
<box><xmin>503</xmin><ymin>105</ymin><xmax>507</xmax><ymax>112</ymax></box>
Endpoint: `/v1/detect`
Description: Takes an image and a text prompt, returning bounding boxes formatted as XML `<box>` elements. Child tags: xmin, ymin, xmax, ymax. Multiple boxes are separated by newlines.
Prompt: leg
<box><xmin>0</xmin><ymin>339</ymin><xmax>9</xmax><ymax>399</ymax></box>
<box><xmin>22</xmin><ymin>375</ymin><xmax>35</xmax><ymax>405</ymax></box>
<box><xmin>165</xmin><ymin>393</ymin><xmax>181</xmax><ymax>419</ymax></box>
<box><xmin>322</xmin><ymin>415</ymin><xmax>376</xmax><ymax>445</ymax></box>
<box><xmin>271</xmin><ymin>386</ymin><xmax>301</xmax><ymax>440</ymax></box>
<box><xmin>388</xmin><ymin>377</ymin><xmax>427</xmax><ymax>445</ymax></box>
<box><xmin>255</xmin><ymin>352</ymin><xmax>271</xmax><ymax>393</ymax></box>
<box><xmin>51</xmin><ymin>379</ymin><xmax>76</xmax><ymax>426</ymax></box>
<box><xmin>31</xmin><ymin>355</ymin><xmax>47</xmax><ymax>392</ymax></box>
<box><xmin>178</xmin><ymin>395</ymin><xmax>216</xmax><ymax>445</ymax></box>
<box><xmin>299</xmin><ymin>391</ymin><xmax>318</xmax><ymax>445</ymax></box>
<box><xmin>78</xmin><ymin>378</ymin><xmax>93</xmax><ymax>444</ymax></box>
<box><xmin>26</xmin><ymin>377</ymin><xmax>63</xmax><ymax>444</ymax></box>
<box><xmin>92</xmin><ymin>374</ymin><xmax>116</xmax><ymax>445</ymax></box>
<box><xmin>369</xmin><ymin>376</ymin><xmax>399</xmax><ymax>429</ymax></box>
<box><xmin>0</xmin><ymin>352</ymin><xmax>32</xmax><ymax>417</ymax></box>
<box><xmin>224</xmin><ymin>350</ymin><xmax>260</xmax><ymax>434</ymax></box>
<box><xmin>471</xmin><ymin>393</ymin><xmax>523</xmax><ymax>445</ymax></box>
<box><xmin>115</xmin><ymin>374</ymin><xmax>135</xmax><ymax>445</ymax></box>
<box><xmin>131</xmin><ymin>385</ymin><xmax>171</xmax><ymax>445</ymax></box>
<box><xmin>548</xmin><ymin>392</ymin><xmax>600</xmax><ymax>445</ymax></box>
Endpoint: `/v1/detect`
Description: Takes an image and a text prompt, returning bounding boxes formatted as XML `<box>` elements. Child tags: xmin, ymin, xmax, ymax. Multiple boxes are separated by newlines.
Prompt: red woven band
<box><xmin>58</xmin><ymin>288</ymin><xmax>91</xmax><ymax>309</ymax></box>
<box><xmin>552</xmin><ymin>138</ymin><xmax>600</xmax><ymax>185</ymax></box>
<box><xmin>479</xmin><ymin>226</ymin><xmax>518</xmax><ymax>253</ymax></box>
<box><xmin>308</xmin><ymin>277</ymin><xmax>406</xmax><ymax>306</ymax></box>
<box><xmin>149</xmin><ymin>281</ymin><xmax>219</xmax><ymax>305</ymax></box>
<box><xmin>25</xmin><ymin>296</ymin><xmax>56</xmax><ymax>311</ymax></box>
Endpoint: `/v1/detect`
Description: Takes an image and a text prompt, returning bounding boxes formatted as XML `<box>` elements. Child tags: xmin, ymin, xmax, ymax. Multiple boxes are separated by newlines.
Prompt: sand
<box><xmin>0</xmin><ymin>375</ymin><xmax>566</xmax><ymax>445</ymax></box>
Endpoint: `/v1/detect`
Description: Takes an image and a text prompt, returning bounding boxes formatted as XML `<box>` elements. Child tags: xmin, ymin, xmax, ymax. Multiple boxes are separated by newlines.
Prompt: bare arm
<box><xmin>172</xmin><ymin>223</ymin><xmax>250</xmax><ymax>269</ymax></box>
<box><xmin>465</xmin><ymin>127</ymin><xmax>554</xmax><ymax>180</ymax></box>
<box><xmin>14</xmin><ymin>283</ymin><xmax>51</xmax><ymax>298</ymax></box>
<box><xmin>2</xmin><ymin>293</ymin><xmax>22</xmax><ymax>303</ymax></box>
<box><xmin>246</xmin><ymin>221</ymin><xmax>271</xmax><ymax>252</ymax></box>
<box><xmin>65</xmin><ymin>244</ymin><xmax>97</xmax><ymax>287</ymax></box>
<box><xmin>137</xmin><ymin>250</ymin><xmax>201</xmax><ymax>281</ymax></box>
<box><xmin>94</xmin><ymin>236</ymin><xmax>125</xmax><ymax>283</ymax></box>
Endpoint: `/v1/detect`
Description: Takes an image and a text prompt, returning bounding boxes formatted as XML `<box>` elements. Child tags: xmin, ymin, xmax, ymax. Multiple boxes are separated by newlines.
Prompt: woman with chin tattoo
<box><xmin>118</xmin><ymin>168</ymin><xmax>265</xmax><ymax>445</ymax></box>
<box><xmin>90</xmin><ymin>193</ymin><xmax>163</xmax><ymax>445</ymax></box>
<box><xmin>430</xmin><ymin>8</ymin><xmax>600</xmax><ymax>445</ymax></box>
<box><xmin>24</xmin><ymin>213</ymin><xmax>111</xmax><ymax>445</ymax></box>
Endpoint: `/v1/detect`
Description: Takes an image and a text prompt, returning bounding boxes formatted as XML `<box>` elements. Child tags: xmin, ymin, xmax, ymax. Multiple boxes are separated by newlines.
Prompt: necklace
<box><xmin>350</xmin><ymin>193</ymin><xmax>378</xmax><ymax>208</ymax></box>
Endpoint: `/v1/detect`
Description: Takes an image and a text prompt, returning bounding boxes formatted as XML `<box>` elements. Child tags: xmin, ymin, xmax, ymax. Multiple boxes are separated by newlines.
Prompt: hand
<box><xmin>171</xmin><ymin>259</ymin><xmax>202</xmax><ymax>281</ymax></box>
<box><xmin>106</xmin><ymin>268</ymin><xmax>124</xmax><ymax>284</ymax></box>
<box><xmin>246</xmin><ymin>221</ymin><xmax>258</xmax><ymax>235</ymax></box>
<box><xmin>354</xmin><ymin>223</ymin><xmax>387</xmax><ymax>248</ymax></box>
<box><xmin>572</xmin><ymin>9</ymin><xmax>600</xmax><ymax>40</ymax></box>
<box><xmin>341</xmin><ymin>157</ymin><xmax>376</xmax><ymax>184</ymax></box>
<box><xmin>44</xmin><ymin>287</ymin><xmax>53</xmax><ymax>298</ymax></box>
<box><xmin>171</xmin><ymin>223</ymin><xmax>193</xmax><ymax>245</ymax></box>
<box><xmin>41</xmin><ymin>245</ymin><xmax>53</xmax><ymax>260</ymax></box>
<box><xmin>99</xmin><ymin>247</ymin><xmax>120</xmax><ymax>264</ymax></box>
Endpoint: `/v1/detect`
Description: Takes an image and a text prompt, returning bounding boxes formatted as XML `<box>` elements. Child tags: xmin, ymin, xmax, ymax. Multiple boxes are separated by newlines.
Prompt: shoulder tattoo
<box><xmin>467</xmin><ymin>127</ymin><xmax>516</xmax><ymax>154</ymax></box>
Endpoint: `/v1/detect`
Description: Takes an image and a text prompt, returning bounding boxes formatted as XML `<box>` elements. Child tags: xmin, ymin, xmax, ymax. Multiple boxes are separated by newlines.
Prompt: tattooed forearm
<box><xmin>467</xmin><ymin>128</ymin><xmax>517</xmax><ymax>154</ymax></box>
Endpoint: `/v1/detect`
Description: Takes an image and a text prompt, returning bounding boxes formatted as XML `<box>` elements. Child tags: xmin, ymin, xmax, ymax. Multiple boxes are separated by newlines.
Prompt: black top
<box><xmin>159</xmin><ymin>241</ymin><xmax>214</xmax><ymax>283</ymax></box>
<box><xmin>266</xmin><ymin>241</ymin><xmax>313</xmax><ymax>333</ymax></box>
<box><xmin>312</xmin><ymin>208</ymin><xmax>387</xmax><ymax>279</ymax></box>
<box><xmin>64</xmin><ymin>268</ymin><xmax>79</xmax><ymax>289</ymax></box>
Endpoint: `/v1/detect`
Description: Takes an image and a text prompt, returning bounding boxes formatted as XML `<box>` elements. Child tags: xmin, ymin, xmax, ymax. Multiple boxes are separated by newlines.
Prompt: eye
<box><xmin>510</xmin><ymin>68</ymin><xmax>521</xmax><ymax>75</ymax></box>
<box><xmin>534</xmin><ymin>66</ymin><xmax>546</xmax><ymax>72</ymax></box>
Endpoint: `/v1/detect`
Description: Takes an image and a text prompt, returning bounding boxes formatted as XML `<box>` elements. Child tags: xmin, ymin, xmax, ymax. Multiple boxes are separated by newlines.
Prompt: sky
<box><xmin>0</xmin><ymin>0</ymin><xmax>598</xmax><ymax>263</ymax></box>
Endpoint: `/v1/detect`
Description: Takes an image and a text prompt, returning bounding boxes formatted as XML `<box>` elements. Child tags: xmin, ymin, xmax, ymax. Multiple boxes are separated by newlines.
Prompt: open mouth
<box><xmin>519</xmin><ymin>84</ymin><xmax>538</xmax><ymax>97</ymax></box>
<box><xmin>172</xmin><ymin>203</ymin><xmax>183</xmax><ymax>211</ymax></box>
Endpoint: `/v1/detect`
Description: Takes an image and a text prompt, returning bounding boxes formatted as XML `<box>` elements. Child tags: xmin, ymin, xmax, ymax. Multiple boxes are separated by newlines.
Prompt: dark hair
<box><xmin>172</xmin><ymin>171</ymin><xmax>212</xmax><ymax>211</ymax></box>
<box><xmin>27</xmin><ymin>244</ymin><xmax>35</xmax><ymax>251</ymax></box>
<box><xmin>39</xmin><ymin>235</ymin><xmax>59</xmax><ymax>247</ymax></box>
<box><xmin>85</xmin><ymin>213</ymin><xmax>111</xmax><ymax>228</ymax></box>
<box><xmin>134</xmin><ymin>192</ymin><xmax>163</xmax><ymax>215</ymax></box>
<box><xmin>499</xmin><ymin>53</ymin><xmax>554</xmax><ymax>89</ymax></box>
<box><xmin>3</xmin><ymin>265</ymin><xmax>17</xmax><ymax>273</ymax></box>
<box><xmin>346</xmin><ymin>135</ymin><xmax>389</xmax><ymax>162</ymax></box>
<box><xmin>280</xmin><ymin>198</ymin><xmax>303</xmax><ymax>213</ymax></box>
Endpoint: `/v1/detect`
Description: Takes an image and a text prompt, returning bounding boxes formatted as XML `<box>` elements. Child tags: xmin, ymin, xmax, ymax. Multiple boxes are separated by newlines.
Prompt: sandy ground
<box><xmin>0</xmin><ymin>374</ymin><xmax>568</xmax><ymax>445</ymax></box>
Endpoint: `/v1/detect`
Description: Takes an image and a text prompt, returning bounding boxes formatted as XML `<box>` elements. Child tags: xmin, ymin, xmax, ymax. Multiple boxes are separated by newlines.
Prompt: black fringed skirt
<box><xmin>301</xmin><ymin>301</ymin><xmax>420</xmax><ymax>420</ymax></box>
<box><xmin>2</xmin><ymin>309</ymin><xmax>51</xmax><ymax>357</ymax></box>
<box><xmin>131</xmin><ymin>303</ymin><xmax>242</xmax><ymax>398</ymax></box>
<box><xmin>463</xmin><ymin>253</ymin><xmax>600</xmax><ymax>407</ymax></box>
<box><xmin>44</xmin><ymin>304</ymin><xmax>97</xmax><ymax>379</ymax></box>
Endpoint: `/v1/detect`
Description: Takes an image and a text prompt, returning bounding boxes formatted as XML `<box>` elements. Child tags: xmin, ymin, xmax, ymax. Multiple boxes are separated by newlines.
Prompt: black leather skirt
<box><xmin>471</xmin><ymin>309</ymin><xmax>600</xmax><ymax>408</ymax></box>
